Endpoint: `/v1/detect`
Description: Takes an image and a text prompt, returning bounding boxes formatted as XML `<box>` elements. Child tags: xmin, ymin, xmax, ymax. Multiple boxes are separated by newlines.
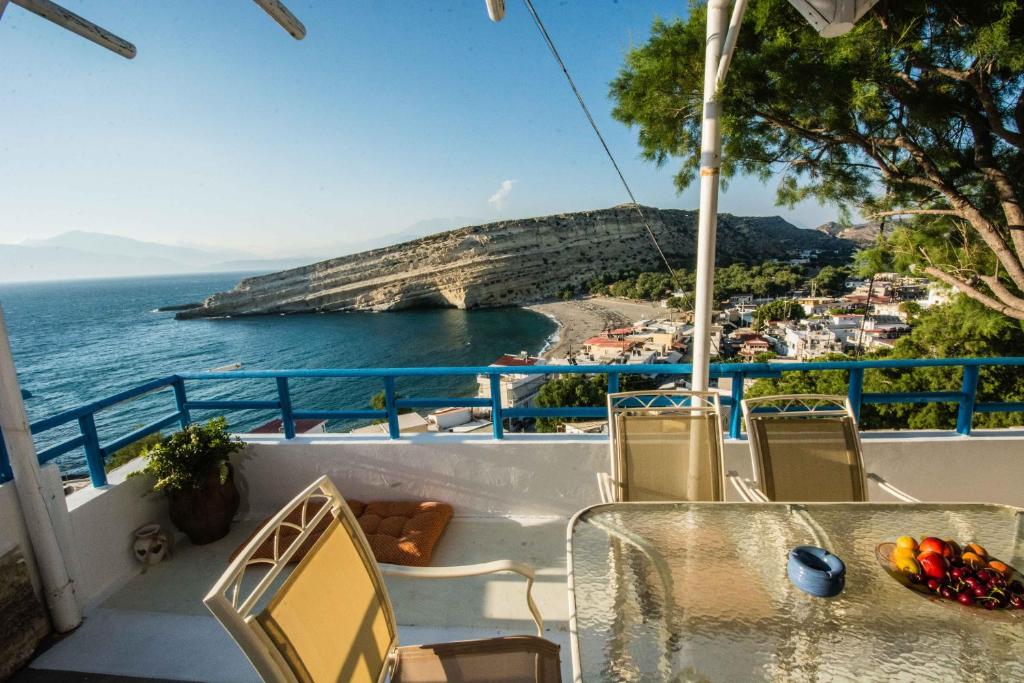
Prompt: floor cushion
<box><xmin>232</xmin><ymin>498</ymin><xmax>453</xmax><ymax>567</ymax></box>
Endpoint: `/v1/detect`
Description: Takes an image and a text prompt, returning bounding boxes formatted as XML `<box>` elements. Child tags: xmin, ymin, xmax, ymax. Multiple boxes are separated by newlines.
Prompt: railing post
<box><xmin>383</xmin><ymin>377</ymin><xmax>400</xmax><ymax>439</ymax></box>
<box><xmin>276</xmin><ymin>377</ymin><xmax>296</xmax><ymax>439</ymax></box>
<box><xmin>171</xmin><ymin>378</ymin><xmax>191</xmax><ymax>430</ymax></box>
<box><xmin>729</xmin><ymin>372</ymin><xmax>744</xmax><ymax>439</ymax></box>
<box><xmin>956</xmin><ymin>365</ymin><xmax>979</xmax><ymax>436</ymax></box>
<box><xmin>847</xmin><ymin>368</ymin><xmax>864</xmax><ymax>424</ymax></box>
<box><xmin>607</xmin><ymin>372</ymin><xmax>620</xmax><ymax>395</ymax></box>
<box><xmin>489</xmin><ymin>373</ymin><xmax>504</xmax><ymax>439</ymax></box>
<box><xmin>77</xmin><ymin>414</ymin><xmax>107</xmax><ymax>487</ymax></box>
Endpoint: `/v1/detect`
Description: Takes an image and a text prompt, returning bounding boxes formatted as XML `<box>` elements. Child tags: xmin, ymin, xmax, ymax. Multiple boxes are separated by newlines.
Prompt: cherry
<box><xmin>957</xmin><ymin>592</ymin><xmax>975</xmax><ymax>606</ymax></box>
<box><xmin>1009</xmin><ymin>594</ymin><xmax>1024</xmax><ymax>610</ymax></box>
<box><xmin>976</xmin><ymin>569</ymin><xmax>993</xmax><ymax>583</ymax></box>
<box><xmin>972</xmin><ymin>585</ymin><xmax>988</xmax><ymax>598</ymax></box>
<box><xmin>927</xmin><ymin>578</ymin><xmax>942</xmax><ymax>592</ymax></box>
<box><xmin>964</xmin><ymin>576</ymin><xmax>982</xmax><ymax>590</ymax></box>
<box><xmin>907</xmin><ymin>573</ymin><xmax>924</xmax><ymax>585</ymax></box>
<box><xmin>983</xmin><ymin>600</ymin><xmax>1000</xmax><ymax>610</ymax></box>
<box><xmin>989</xmin><ymin>575</ymin><xmax>1007</xmax><ymax>589</ymax></box>
<box><xmin>940</xmin><ymin>586</ymin><xmax>957</xmax><ymax>600</ymax></box>
<box><xmin>1009</xmin><ymin>580</ymin><xmax>1024</xmax><ymax>595</ymax></box>
<box><xmin>950</xmin><ymin>566</ymin><xmax>966</xmax><ymax>580</ymax></box>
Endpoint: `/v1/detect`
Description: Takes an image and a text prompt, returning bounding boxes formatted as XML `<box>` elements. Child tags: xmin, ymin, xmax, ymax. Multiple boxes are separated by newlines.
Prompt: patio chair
<box><xmin>737</xmin><ymin>394</ymin><xmax>919</xmax><ymax>503</ymax></box>
<box><xmin>599</xmin><ymin>390</ymin><xmax>738</xmax><ymax>502</ymax></box>
<box><xmin>205</xmin><ymin>476</ymin><xmax>561</xmax><ymax>683</ymax></box>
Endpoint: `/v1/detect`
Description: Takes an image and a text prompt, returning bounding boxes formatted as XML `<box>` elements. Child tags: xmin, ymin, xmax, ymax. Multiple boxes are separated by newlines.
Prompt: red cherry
<box><xmin>976</xmin><ymin>569</ymin><xmax>993</xmax><ymax>583</ymax></box>
<box><xmin>926</xmin><ymin>578</ymin><xmax>942</xmax><ymax>592</ymax></box>
<box><xmin>964</xmin><ymin>576</ymin><xmax>981</xmax><ymax>590</ymax></box>
<box><xmin>940</xmin><ymin>586</ymin><xmax>957</xmax><ymax>600</ymax></box>
<box><xmin>957</xmin><ymin>592</ymin><xmax>975</xmax><ymax>606</ymax></box>
<box><xmin>972</xmin><ymin>585</ymin><xmax>988</xmax><ymax>598</ymax></box>
<box><xmin>1009</xmin><ymin>594</ymin><xmax>1024</xmax><ymax>609</ymax></box>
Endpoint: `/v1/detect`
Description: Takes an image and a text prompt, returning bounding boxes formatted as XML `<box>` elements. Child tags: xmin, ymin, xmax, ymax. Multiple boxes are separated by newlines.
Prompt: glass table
<box><xmin>568</xmin><ymin>503</ymin><xmax>1024</xmax><ymax>682</ymax></box>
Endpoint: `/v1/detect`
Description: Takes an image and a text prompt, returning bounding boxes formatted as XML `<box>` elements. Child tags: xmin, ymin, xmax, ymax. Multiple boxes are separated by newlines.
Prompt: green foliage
<box><xmin>134</xmin><ymin>418</ymin><xmax>243</xmax><ymax>493</ymax></box>
<box><xmin>810</xmin><ymin>266</ymin><xmax>850</xmax><ymax>296</ymax></box>
<box><xmin>534</xmin><ymin>374</ymin><xmax>659</xmax><ymax>432</ymax></box>
<box><xmin>105</xmin><ymin>431</ymin><xmax>162</xmax><ymax>473</ymax></box>
<box><xmin>753</xmin><ymin>300</ymin><xmax>806</xmax><ymax>329</ymax></box>
<box><xmin>747</xmin><ymin>298</ymin><xmax>1024</xmax><ymax>430</ymax></box>
<box><xmin>666</xmin><ymin>294</ymin><xmax>693</xmax><ymax>311</ymax></box>
<box><xmin>594</xmin><ymin>261</ymin><xmax>807</xmax><ymax>303</ymax></box>
<box><xmin>610</xmin><ymin>2</ymin><xmax>1024</xmax><ymax>319</ymax></box>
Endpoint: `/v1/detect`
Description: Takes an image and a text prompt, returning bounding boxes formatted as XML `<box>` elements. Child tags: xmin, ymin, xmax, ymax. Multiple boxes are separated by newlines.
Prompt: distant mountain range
<box><xmin>0</xmin><ymin>221</ymin><xmax>470</xmax><ymax>283</ymax></box>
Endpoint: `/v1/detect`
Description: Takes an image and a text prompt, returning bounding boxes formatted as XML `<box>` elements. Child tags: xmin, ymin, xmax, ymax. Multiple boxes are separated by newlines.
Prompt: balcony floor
<box><xmin>23</xmin><ymin>516</ymin><xmax>573</xmax><ymax>682</ymax></box>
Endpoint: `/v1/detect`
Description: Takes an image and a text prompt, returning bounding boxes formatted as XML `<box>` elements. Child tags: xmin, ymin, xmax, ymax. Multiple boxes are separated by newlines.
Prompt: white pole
<box><xmin>691</xmin><ymin>0</ymin><xmax>730</xmax><ymax>391</ymax></box>
<box><xmin>0</xmin><ymin>305</ymin><xmax>81</xmax><ymax>632</ymax></box>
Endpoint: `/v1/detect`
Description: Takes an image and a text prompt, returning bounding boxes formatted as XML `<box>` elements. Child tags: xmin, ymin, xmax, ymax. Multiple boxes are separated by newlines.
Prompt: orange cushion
<box><xmin>233</xmin><ymin>498</ymin><xmax>452</xmax><ymax>567</ymax></box>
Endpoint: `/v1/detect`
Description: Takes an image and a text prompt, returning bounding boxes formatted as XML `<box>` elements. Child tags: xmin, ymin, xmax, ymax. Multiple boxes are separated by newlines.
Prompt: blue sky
<box><xmin>0</xmin><ymin>0</ymin><xmax>841</xmax><ymax>256</ymax></box>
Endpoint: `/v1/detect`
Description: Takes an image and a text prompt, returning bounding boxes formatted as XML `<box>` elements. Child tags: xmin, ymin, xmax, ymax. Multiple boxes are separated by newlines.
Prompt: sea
<box><xmin>0</xmin><ymin>273</ymin><xmax>556</xmax><ymax>476</ymax></box>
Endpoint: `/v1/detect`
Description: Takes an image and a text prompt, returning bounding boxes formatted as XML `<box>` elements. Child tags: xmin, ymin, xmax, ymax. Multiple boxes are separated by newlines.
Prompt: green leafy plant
<box><xmin>104</xmin><ymin>430</ymin><xmax>162</xmax><ymax>473</ymax></box>
<box><xmin>135</xmin><ymin>418</ymin><xmax>243</xmax><ymax>492</ymax></box>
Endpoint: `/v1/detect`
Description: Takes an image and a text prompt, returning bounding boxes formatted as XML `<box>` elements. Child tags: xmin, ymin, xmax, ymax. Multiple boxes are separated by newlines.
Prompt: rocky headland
<box><xmin>176</xmin><ymin>206</ymin><xmax>854</xmax><ymax>319</ymax></box>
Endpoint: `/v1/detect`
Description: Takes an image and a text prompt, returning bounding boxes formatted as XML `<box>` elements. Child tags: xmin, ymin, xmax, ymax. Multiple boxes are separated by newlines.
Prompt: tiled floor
<box><xmin>26</xmin><ymin>516</ymin><xmax>573</xmax><ymax>682</ymax></box>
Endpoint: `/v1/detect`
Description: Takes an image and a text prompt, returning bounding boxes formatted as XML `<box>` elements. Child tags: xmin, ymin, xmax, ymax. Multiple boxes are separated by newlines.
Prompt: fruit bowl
<box><xmin>876</xmin><ymin>538</ymin><xmax>1024</xmax><ymax>618</ymax></box>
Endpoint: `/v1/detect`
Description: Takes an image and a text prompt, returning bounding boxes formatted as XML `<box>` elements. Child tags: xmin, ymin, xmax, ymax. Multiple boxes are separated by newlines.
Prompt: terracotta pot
<box><xmin>167</xmin><ymin>464</ymin><xmax>240</xmax><ymax>545</ymax></box>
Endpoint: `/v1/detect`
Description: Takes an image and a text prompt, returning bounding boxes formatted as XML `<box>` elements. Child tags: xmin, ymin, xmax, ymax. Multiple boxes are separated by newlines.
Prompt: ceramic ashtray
<box><xmin>788</xmin><ymin>545</ymin><xmax>846</xmax><ymax>597</ymax></box>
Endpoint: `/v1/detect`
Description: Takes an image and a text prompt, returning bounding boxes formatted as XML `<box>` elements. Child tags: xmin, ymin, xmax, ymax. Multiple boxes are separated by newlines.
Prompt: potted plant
<box><xmin>136</xmin><ymin>417</ymin><xmax>243</xmax><ymax>545</ymax></box>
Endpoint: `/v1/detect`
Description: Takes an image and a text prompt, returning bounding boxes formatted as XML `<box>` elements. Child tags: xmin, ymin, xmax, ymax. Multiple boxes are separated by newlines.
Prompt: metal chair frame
<box><xmin>204</xmin><ymin>476</ymin><xmax>545</xmax><ymax>683</ymax></box>
<box><xmin>738</xmin><ymin>394</ymin><xmax>919</xmax><ymax>503</ymax></box>
<box><xmin>600</xmin><ymin>390</ymin><xmax>731</xmax><ymax>503</ymax></box>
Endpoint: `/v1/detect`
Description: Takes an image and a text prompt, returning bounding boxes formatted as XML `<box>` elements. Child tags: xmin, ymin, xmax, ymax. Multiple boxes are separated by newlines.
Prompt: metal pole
<box><xmin>691</xmin><ymin>0</ymin><xmax>730</xmax><ymax>391</ymax></box>
<box><xmin>0</xmin><ymin>305</ymin><xmax>81</xmax><ymax>632</ymax></box>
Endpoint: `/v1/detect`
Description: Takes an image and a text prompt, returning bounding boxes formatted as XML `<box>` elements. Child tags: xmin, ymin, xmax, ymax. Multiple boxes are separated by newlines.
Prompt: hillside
<box><xmin>177</xmin><ymin>206</ymin><xmax>854</xmax><ymax>318</ymax></box>
<box><xmin>816</xmin><ymin>221</ymin><xmax>890</xmax><ymax>246</ymax></box>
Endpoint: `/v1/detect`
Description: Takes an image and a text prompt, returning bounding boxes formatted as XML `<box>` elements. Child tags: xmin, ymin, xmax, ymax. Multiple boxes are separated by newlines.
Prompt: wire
<box><xmin>520</xmin><ymin>0</ymin><xmax>677</xmax><ymax>281</ymax></box>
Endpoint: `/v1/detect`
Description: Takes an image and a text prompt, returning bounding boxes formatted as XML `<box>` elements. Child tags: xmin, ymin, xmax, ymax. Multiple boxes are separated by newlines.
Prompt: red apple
<box><xmin>919</xmin><ymin>537</ymin><xmax>949</xmax><ymax>558</ymax></box>
<box><xmin>918</xmin><ymin>551</ymin><xmax>950</xmax><ymax>580</ymax></box>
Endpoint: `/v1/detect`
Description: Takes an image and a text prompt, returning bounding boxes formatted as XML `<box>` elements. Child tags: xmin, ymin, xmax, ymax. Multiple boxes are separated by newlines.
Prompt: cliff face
<box><xmin>817</xmin><ymin>220</ymin><xmax>889</xmax><ymax>246</ymax></box>
<box><xmin>178</xmin><ymin>206</ymin><xmax>854</xmax><ymax>318</ymax></box>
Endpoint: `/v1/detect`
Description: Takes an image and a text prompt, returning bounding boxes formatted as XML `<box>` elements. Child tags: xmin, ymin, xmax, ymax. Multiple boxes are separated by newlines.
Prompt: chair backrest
<box><xmin>741</xmin><ymin>394</ymin><xmax>867</xmax><ymax>502</ymax></box>
<box><xmin>607</xmin><ymin>391</ymin><xmax>725</xmax><ymax>501</ymax></box>
<box><xmin>205</xmin><ymin>476</ymin><xmax>398</xmax><ymax>683</ymax></box>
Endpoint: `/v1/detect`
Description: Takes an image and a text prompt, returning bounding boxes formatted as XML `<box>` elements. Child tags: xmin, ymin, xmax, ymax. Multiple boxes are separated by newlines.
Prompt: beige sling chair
<box><xmin>205</xmin><ymin>476</ymin><xmax>561</xmax><ymax>683</ymax></box>
<box><xmin>600</xmin><ymin>391</ymin><xmax>743</xmax><ymax>502</ymax></box>
<box><xmin>737</xmin><ymin>394</ymin><xmax>919</xmax><ymax>502</ymax></box>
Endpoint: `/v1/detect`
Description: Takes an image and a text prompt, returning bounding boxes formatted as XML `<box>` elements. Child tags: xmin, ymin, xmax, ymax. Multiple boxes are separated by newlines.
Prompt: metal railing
<box><xmin>2</xmin><ymin>357</ymin><xmax>1023</xmax><ymax>488</ymax></box>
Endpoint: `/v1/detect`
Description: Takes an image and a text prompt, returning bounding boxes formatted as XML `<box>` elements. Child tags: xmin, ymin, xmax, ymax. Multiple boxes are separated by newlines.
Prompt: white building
<box><xmin>476</xmin><ymin>352</ymin><xmax>548</xmax><ymax>409</ymax></box>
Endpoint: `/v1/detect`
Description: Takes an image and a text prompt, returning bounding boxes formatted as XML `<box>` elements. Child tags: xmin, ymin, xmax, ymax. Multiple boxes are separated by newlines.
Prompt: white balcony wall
<box><xmin>46</xmin><ymin>429</ymin><xmax>1024</xmax><ymax>610</ymax></box>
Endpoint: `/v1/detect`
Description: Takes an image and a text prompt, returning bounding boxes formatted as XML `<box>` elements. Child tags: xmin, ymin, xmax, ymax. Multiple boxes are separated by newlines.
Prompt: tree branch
<box><xmin>867</xmin><ymin>209</ymin><xmax>960</xmax><ymax>218</ymax></box>
<box><xmin>924</xmin><ymin>267</ymin><xmax>1024</xmax><ymax>321</ymax></box>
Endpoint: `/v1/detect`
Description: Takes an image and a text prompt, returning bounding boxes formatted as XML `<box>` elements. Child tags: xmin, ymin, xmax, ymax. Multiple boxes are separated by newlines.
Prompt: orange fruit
<box><xmin>892</xmin><ymin>546</ymin><xmax>916</xmax><ymax>562</ymax></box>
<box><xmin>965</xmin><ymin>543</ymin><xmax>988</xmax><ymax>558</ymax></box>
<box><xmin>961</xmin><ymin>551</ymin><xmax>985</xmax><ymax>569</ymax></box>
<box><xmin>987</xmin><ymin>560</ymin><xmax>1010</xmax><ymax>577</ymax></box>
<box><xmin>896</xmin><ymin>535</ymin><xmax>918</xmax><ymax>552</ymax></box>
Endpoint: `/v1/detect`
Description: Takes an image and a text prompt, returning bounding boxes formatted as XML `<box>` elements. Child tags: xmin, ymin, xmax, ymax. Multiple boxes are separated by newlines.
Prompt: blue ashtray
<box><xmin>788</xmin><ymin>546</ymin><xmax>846</xmax><ymax>597</ymax></box>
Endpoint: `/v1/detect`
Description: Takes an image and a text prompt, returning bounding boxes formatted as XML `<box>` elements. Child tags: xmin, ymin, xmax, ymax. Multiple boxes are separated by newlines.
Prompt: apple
<box><xmin>918</xmin><ymin>537</ymin><xmax>949</xmax><ymax>559</ymax></box>
<box><xmin>918</xmin><ymin>551</ymin><xmax>949</xmax><ymax>580</ymax></box>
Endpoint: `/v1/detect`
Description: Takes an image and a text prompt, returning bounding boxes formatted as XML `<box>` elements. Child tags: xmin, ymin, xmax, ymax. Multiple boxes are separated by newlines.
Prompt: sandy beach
<box><xmin>525</xmin><ymin>296</ymin><xmax>676</xmax><ymax>359</ymax></box>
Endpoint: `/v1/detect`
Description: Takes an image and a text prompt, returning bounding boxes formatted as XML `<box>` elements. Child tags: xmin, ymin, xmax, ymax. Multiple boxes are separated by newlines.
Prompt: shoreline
<box><xmin>524</xmin><ymin>296</ymin><xmax>672</xmax><ymax>359</ymax></box>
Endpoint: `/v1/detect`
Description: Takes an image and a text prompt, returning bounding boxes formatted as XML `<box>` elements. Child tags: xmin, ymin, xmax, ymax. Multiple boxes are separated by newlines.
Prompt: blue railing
<box><xmin>2</xmin><ymin>357</ymin><xmax>1023</xmax><ymax>488</ymax></box>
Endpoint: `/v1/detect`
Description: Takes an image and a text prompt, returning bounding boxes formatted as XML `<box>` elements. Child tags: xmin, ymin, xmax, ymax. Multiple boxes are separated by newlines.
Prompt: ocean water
<box><xmin>0</xmin><ymin>273</ymin><xmax>556</xmax><ymax>475</ymax></box>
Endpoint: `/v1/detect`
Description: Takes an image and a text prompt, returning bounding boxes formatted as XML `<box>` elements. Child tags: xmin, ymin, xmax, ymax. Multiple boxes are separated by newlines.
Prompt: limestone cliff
<box><xmin>177</xmin><ymin>206</ymin><xmax>853</xmax><ymax>318</ymax></box>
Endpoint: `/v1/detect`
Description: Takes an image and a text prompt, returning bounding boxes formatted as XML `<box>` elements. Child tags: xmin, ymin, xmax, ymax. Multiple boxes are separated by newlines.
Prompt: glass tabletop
<box><xmin>568</xmin><ymin>503</ymin><xmax>1024</xmax><ymax>682</ymax></box>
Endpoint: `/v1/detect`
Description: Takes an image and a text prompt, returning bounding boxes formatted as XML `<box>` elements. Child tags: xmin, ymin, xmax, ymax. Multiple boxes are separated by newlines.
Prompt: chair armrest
<box><xmin>866</xmin><ymin>472</ymin><xmax>920</xmax><ymax>503</ymax></box>
<box><xmin>378</xmin><ymin>560</ymin><xmax>544</xmax><ymax>635</ymax></box>
<box><xmin>726</xmin><ymin>470</ymin><xmax>768</xmax><ymax>502</ymax></box>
